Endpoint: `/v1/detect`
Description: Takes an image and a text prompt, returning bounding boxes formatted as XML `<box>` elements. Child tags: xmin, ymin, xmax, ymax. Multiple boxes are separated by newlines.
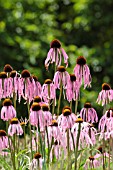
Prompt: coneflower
<box><xmin>29</xmin><ymin>102</ymin><xmax>43</xmax><ymax>128</ymax></box>
<box><xmin>58</xmin><ymin>107</ymin><xmax>77</xmax><ymax>130</ymax></box>
<box><xmin>1</xmin><ymin>99</ymin><xmax>16</xmax><ymax>121</ymax></box>
<box><xmin>41</xmin><ymin>79</ymin><xmax>56</xmax><ymax>103</ymax></box>
<box><xmin>8</xmin><ymin>118</ymin><xmax>23</xmax><ymax>136</ymax></box>
<box><xmin>30</xmin><ymin>152</ymin><xmax>43</xmax><ymax>170</ymax></box>
<box><xmin>80</xmin><ymin>102</ymin><xmax>98</xmax><ymax>123</ymax></box>
<box><xmin>32</xmin><ymin>75</ymin><xmax>42</xmax><ymax>97</ymax></box>
<box><xmin>0</xmin><ymin>130</ymin><xmax>8</xmax><ymax>150</ymax></box>
<box><xmin>45</xmin><ymin>39</ymin><xmax>68</xmax><ymax>70</ymax></box>
<box><xmin>74</xmin><ymin>56</ymin><xmax>92</xmax><ymax>88</ymax></box>
<box><xmin>53</xmin><ymin>66</ymin><xmax>70</xmax><ymax>89</ymax></box>
<box><xmin>66</xmin><ymin>74</ymin><xmax>80</xmax><ymax>102</ymax></box>
<box><xmin>41</xmin><ymin>104</ymin><xmax>52</xmax><ymax>126</ymax></box>
<box><xmin>0</xmin><ymin>72</ymin><xmax>8</xmax><ymax>99</ymax></box>
<box><xmin>84</xmin><ymin>156</ymin><xmax>100</xmax><ymax>169</ymax></box>
<box><xmin>18</xmin><ymin>70</ymin><xmax>35</xmax><ymax>102</ymax></box>
<box><xmin>97</xmin><ymin>83</ymin><xmax>113</xmax><ymax>106</ymax></box>
<box><xmin>71</xmin><ymin>119</ymin><xmax>93</xmax><ymax>149</ymax></box>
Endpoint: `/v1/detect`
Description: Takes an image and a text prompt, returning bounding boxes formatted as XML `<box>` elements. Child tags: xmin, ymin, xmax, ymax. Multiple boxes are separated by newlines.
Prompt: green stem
<box><xmin>52</xmin><ymin>99</ymin><xmax>55</xmax><ymax>117</ymax></box>
<box><xmin>46</xmin><ymin>126</ymin><xmax>50</xmax><ymax>164</ymax></box>
<box><xmin>75</xmin><ymin>99</ymin><xmax>78</xmax><ymax>115</ymax></box>
<box><xmin>24</xmin><ymin>125</ymin><xmax>26</xmax><ymax>149</ymax></box>
<box><xmin>27</xmin><ymin>101</ymin><xmax>33</xmax><ymax>159</ymax></box>
<box><xmin>13</xmin><ymin>92</ymin><xmax>16</xmax><ymax>109</ymax></box>
<box><xmin>111</xmin><ymin>139</ymin><xmax>113</xmax><ymax>170</ymax></box>
<box><xmin>13</xmin><ymin>134</ymin><xmax>16</xmax><ymax>170</ymax></box>
<box><xmin>70</xmin><ymin>101</ymin><xmax>72</xmax><ymax>111</ymax></box>
<box><xmin>67</xmin><ymin>128</ymin><xmax>70</xmax><ymax>170</ymax></box>
<box><xmin>74</xmin><ymin>123</ymin><xmax>81</xmax><ymax>170</ymax></box>
<box><xmin>57</xmin><ymin>79</ymin><xmax>62</xmax><ymax>115</ymax></box>
<box><xmin>8</xmin><ymin>136</ymin><xmax>16</xmax><ymax>170</ymax></box>
<box><xmin>70</xmin><ymin>129</ymin><xmax>75</xmax><ymax>152</ymax></box>
<box><xmin>108</xmin><ymin>139</ymin><xmax>110</xmax><ymax>170</ymax></box>
<box><xmin>89</xmin><ymin>128</ymin><xmax>92</xmax><ymax>156</ymax></box>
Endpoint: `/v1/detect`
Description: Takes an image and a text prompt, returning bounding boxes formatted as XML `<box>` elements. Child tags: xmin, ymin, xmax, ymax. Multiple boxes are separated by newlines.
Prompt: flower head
<box><xmin>58</xmin><ymin>106</ymin><xmax>77</xmax><ymax>130</ymax></box>
<box><xmin>71</xmin><ymin>120</ymin><xmax>93</xmax><ymax>149</ymax></box>
<box><xmin>30</xmin><ymin>153</ymin><xmax>43</xmax><ymax>170</ymax></box>
<box><xmin>45</xmin><ymin>39</ymin><xmax>68</xmax><ymax>69</ymax></box>
<box><xmin>0</xmin><ymin>130</ymin><xmax>8</xmax><ymax>151</ymax></box>
<box><xmin>53</xmin><ymin>66</ymin><xmax>70</xmax><ymax>89</ymax></box>
<box><xmin>41</xmin><ymin>79</ymin><xmax>56</xmax><ymax>103</ymax></box>
<box><xmin>97</xmin><ymin>83</ymin><xmax>113</xmax><ymax>106</ymax></box>
<box><xmin>66</xmin><ymin>74</ymin><xmax>80</xmax><ymax>102</ymax></box>
<box><xmin>1</xmin><ymin>99</ymin><xmax>16</xmax><ymax>121</ymax></box>
<box><xmin>74</xmin><ymin>56</ymin><xmax>92</xmax><ymax>88</ymax></box>
<box><xmin>80</xmin><ymin>102</ymin><xmax>98</xmax><ymax>123</ymax></box>
<box><xmin>8</xmin><ymin>118</ymin><xmax>23</xmax><ymax>136</ymax></box>
<box><xmin>84</xmin><ymin>156</ymin><xmax>100</xmax><ymax>169</ymax></box>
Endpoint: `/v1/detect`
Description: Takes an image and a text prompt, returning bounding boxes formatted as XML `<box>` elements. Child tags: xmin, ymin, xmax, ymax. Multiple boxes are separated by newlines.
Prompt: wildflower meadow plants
<box><xmin>0</xmin><ymin>40</ymin><xmax>113</xmax><ymax>170</ymax></box>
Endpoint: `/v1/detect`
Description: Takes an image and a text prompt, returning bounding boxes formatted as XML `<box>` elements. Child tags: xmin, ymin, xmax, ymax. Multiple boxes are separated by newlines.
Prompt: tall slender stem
<box><xmin>75</xmin><ymin>99</ymin><xmax>78</xmax><ymax>115</ymax></box>
<box><xmin>13</xmin><ymin>92</ymin><xmax>17</xmax><ymax>109</ymax></box>
<box><xmin>8</xmin><ymin>136</ymin><xmax>16</xmax><ymax>170</ymax></box>
<box><xmin>27</xmin><ymin>101</ymin><xmax>33</xmax><ymax>159</ymax></box>
<box><xmin>67</xmin><ymin>128</ymin><xmax>70</xmax><ymax>170</ymax></box>
<box><xmin>46</xmin><ymin>126</ymin><xmax>50</xmax><ymax>164</ymax></box>
<box><xmin>70</xmin><ymin>101</ymin><xmax>72</xmax><ymax>110</ymax></box>
<box><xmin>108</xmin><ymin>139</ymin><xmax>110</xmax><ymax>170</ymax></box>
<box><xmin>111</xmin><ymin>139</ymin><xmax>113</xmax><ymax>169</ymax></box>
<box><xmin>52</xmin><ymin>99</ymin><xmax>55</xmax><ymax>116</ymax></box>
<box><xmin>74</xmin><ymin>123</ymin><xmax>81</xmax><ymax>170</ymax></box>
<box><xmin>13</xmin><ymin>134</ymin><xmax>16</xmax><ymax>170</ymax></box>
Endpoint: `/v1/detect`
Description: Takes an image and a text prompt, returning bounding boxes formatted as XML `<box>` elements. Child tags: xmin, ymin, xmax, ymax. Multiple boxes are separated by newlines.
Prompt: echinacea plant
<box><xmin>0</xmin><ymin>40</ymin><xmax>113</xmax><ymax>170</ymax></box>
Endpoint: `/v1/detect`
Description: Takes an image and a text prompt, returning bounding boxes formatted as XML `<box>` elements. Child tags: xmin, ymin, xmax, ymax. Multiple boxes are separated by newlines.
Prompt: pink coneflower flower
<box><xmin>48</xmin><ymin>120</ymin><xmax>64</xmax><ymax>144</ymax></box>
<box><xmin>84</xmin><ymin>156</ymin><xmax>100</xmax><ymax>169</ymax></box>
<box><xmin>3</xmin><ymin>64</ymin><xmax>14</xmax><ymax>98</ymax></box>
<box><xmin>32</xmin><ymin>75</ymin><xmax>42</xmax><ymax>97</ymax></box>
<box><xmin>0</xmin><ymin>130</ymin><xmax>8</xmax><ymax>151</ymax></box>
<box><xmin>18</xmin><ymin>70</ymin><xmax>34</xmax><ymax>103</ymax></box>
<box><xmin>58</xmin><ymin>106</ymin><xmax>77</xmax><ymax>130</ymax></box>
<box><xmin>41</xmin><ymin>79</ymin><xmax>56</xmax><ymax>103</ymax></box>
<box><xmin>45</xmin><ymin>39</ymin><xmax>68</xmax><ymax>70</ymax></box>
<box><xmin>8</xmin><ymin>70</ymin><xmax>19</xmax><ymax>98</ymax></box>
<box><xmin>80</xmin><ymin>102</ymin><xmax>98</xmax><ymax>123</ymax></box>
<box><xmin>30</xmin><ymin>153</ymin><xmax>43</xmax><ymax>170</ymax></box>
<box><xmin>71</xmin><ymin>118</ymin><xmax>93</xmax><ymax>148</ymax></box>
<box><xmin>97</xmin><ymin>83</ymin><xmax>113</xmax><ymax>106</ymax></box>
<box><xmin>30</xmin><ymin>103</ymin><xmax>45</xmax><ymax>130</ymax></box>
<box><xmin>1</xmin><ymin>99</ymin><xmax>16</xmax><ymax>121</ymax></box>
<box><xmin>94</xmin><ymin>146</ymin><xmax>110</xmax><ymax>161</ymax></box>
<box><xmin>74</xmin><ymin>56</ymin><xmax>92</xmax><ymax>88</ymax></box>
<box><xmin>99</xmin><ymin>109</ymin><xmax>113</xmax><ymax>140</ymax></box>
<box><xmin>0</xmin><ymin>72</ymin><xmax>8</xmax><ymax>99</ymax></box>
<box><xmin>8</xmin><ymin>118</ymin><xmax>23</xmax><ymax>136</ymax></box>
<box><xmin>53</xmin><ymin>66</ymin><xmax>70</xmax><ymax>89</ymax></box>
<box><xmin>66</xmin><ymin>74</ymin><xmax>80</xmax><ymax>102</ymax></box>
<box><xmin>50</xmin><ymin>140</ymin><xmax>62</xmax><ymax>161</ymax></box>
<box><xmin>41</xmin><ymin>104</ymin><xmax>52</xmax><ymax>126</ymax></box>
<box><xmin>30</xmin><ymin>103</ymin><xmax>42</xmax><ymax>125</ymax></box>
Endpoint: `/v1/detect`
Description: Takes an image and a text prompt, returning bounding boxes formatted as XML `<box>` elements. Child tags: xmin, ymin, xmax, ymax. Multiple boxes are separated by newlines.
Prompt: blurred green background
<box><xmin>0</xmin><ymin>0</ymin><xmax>113</xmax><ymax>118</ymax></box>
